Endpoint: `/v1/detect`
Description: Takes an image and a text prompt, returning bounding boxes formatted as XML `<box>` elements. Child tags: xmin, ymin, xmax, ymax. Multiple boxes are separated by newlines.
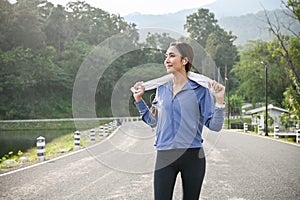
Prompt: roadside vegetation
<box><xmin>0</xmin><ymin>119</ymin><xmax>115</xmax><ymax>171</ymax></box>
<box><xmin>227</xmin><ymin>118</ymin><xmax>300</xmax><ymax>145</ymax></box>
<box><xmin>0</xmin><ymin>126</ymin><xmax>113</xmax><ymax>171</ymax></box>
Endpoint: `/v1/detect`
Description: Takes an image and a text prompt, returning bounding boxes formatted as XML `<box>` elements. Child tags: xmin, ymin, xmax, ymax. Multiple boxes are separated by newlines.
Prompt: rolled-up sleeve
<box><xmin>134</xmin><ymin>99</ymin><xmax>157</xmax><ymax>128</ymax></box>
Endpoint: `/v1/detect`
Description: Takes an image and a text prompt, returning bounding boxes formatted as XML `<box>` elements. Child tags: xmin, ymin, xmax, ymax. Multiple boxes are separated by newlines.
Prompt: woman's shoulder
<box><xmin>158</xmin><ymin>80</ymin><xmax>172</xmax><ymax>90</ymax></box>
<box><xmin>188</xmin><ymin>80</ymin><xmax>212</xmax><ymax>99</ymax></box>
<box><xmin>188</xmin><ymin>79</ymin><xmax>207</xmax><ymax>91</ymax></box>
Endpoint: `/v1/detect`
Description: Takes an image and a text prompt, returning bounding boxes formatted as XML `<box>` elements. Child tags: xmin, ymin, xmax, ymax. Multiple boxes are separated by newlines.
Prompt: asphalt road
<box><xmin>0</xmin><ymin>121</ymin><xmax>299</xmax><ymax>200</ymax></box>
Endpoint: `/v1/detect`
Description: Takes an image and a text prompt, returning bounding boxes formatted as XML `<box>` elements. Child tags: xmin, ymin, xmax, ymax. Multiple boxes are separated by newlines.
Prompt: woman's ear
<box><xmin>182</xmin><ymin>58</ymin><xmax>188</xmax><ymax>65</ymax></box>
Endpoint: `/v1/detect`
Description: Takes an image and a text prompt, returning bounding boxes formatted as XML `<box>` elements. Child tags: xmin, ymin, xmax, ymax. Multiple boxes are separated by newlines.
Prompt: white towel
<box><xmin>131</xmin><ymin>71</ymin><xmax>216</xmax><ymax>93</ymax></box>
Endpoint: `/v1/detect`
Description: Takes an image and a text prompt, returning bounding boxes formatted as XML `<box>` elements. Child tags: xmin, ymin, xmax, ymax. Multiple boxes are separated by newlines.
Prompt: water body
<box><xmin>0</xmin><ymin>129</ymin><xmax>74</xmax><ymax>158</ymax></box>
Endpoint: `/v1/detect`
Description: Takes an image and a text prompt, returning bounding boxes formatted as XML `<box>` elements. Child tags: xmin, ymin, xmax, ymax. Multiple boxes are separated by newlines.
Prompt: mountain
<box><xmin>124</xmin><ymin>8</ymin><xmax>197</xmax><ymax>36</ymax></box>
<box><xmin>219</xmin><ymin>9</ymin><xmax>300</xmax><ymax>45</ymax></box>
<box><xmin>124</xmin><ymin>0</ymin><xmax>300</xmax><ymax>45</ymax></box>
<box><xmin>201</xmin><ymin>0</ymin><xmax>283</xmax><ymax>18</ymax></box>
<box><xmin>124</xmin><ymin>8</ymin><xmax>195</xmax><ymax>36</ymax></box>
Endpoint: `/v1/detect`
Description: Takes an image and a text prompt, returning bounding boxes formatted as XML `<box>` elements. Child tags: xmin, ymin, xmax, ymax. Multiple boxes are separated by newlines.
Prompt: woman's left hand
<box><xmin>208</xmin><ymin>81</ymin><xmax>225</xmax><ymax>103</ymax></box>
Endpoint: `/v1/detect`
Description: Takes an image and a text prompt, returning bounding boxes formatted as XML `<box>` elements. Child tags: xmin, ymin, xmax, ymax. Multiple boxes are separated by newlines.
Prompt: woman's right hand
<box><xmin>133</xmin><ymin>81</ymin><xmax>145</xmax><ymax>102</ymax></box>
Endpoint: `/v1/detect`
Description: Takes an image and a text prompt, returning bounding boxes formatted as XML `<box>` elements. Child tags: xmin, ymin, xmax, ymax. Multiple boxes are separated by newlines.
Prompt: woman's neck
<box><xmin>172</xmin><ymin>71</ymin><xmax>188</xmax><ymax>86</ymax></box>
<box><xmin>171</xmin><ymin>71</ymin><xmax>188</xmax><ymax>98</ymax></box>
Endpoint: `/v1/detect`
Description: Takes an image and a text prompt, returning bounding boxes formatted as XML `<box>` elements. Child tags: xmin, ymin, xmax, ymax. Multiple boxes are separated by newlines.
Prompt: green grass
<box><xmin>0</xmin><ymin>119</ymin><xmax>112</xmax><ymax>131</ymax></box>
<box><xmin>265</xmin><ymin>135</ymin><xmax>297</xmax><ymax>143</ymax></box>
<box><xmin>0</xmin><ymin>119</ymin><xmax>113</xmax><ymax>170</ymax></box>
<box><xmin>0</xmin><ymin>121</ymin><xmax>76</xmax><ymax>130</ymax></box>
<box><xmin>236</xmin><ymin>129</ymin><xmax>299</xmax><ymax>145</ymax></box>
<box><xmin>224</xmin><ymin>118</ymin><xmax>252</xmax><ymax>125</ymax></box>
<box><xmin>0</xmin><ymin>126</ymin><xmax>113</xmax><ymax>171</ymax></box>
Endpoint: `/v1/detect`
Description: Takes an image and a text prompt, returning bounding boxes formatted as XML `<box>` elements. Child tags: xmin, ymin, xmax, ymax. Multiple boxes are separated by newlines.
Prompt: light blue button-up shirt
<box><xmin>134</xmin><ymin>79</ymin><xmax>224</xmax><ymax>150</ymax></box>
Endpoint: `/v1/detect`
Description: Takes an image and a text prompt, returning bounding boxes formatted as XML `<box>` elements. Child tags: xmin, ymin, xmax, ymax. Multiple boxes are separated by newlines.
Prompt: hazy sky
<box><xmin>48</xmin><ymin>0</ymin><xmax>216</xmax><ymax>16</ymax></box>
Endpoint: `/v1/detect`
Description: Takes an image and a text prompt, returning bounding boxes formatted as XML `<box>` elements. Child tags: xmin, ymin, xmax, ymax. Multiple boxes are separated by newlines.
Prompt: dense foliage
<box><xmin>230</xmin><ymin>0</ymin><xmax>300</xmax><ymax>123</ymax></box>
<box><xmin>0</xmin><ymin>0</ymin><xmax>299</xmax><ymax>124</ymax></box>
<box><xmin>0</xmin><ymin>0</ymin><xmax>160</xmax><ymax>119</ymax></box>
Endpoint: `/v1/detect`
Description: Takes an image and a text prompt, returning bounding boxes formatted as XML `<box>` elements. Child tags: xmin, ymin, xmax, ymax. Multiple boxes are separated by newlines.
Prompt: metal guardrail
<box><xmin>0</xmin><ymin>117</ymin><xmax>141</xmax><ymax>123</ymax></box>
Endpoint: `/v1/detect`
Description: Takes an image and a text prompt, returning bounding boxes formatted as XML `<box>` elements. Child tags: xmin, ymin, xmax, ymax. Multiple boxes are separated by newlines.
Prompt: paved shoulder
<box><xmin>201</xmin><ymin>129</ymin><xmax>300</xmax><ymax>200</ymax></box>
<box><xmin>0</xmin><ymin>122</ymin><xmax>156</xmax><ymax>200</ymax></box>
<box><xmin>1</xmin><ymin>125</ymin><xmax>299</xmax><ymax>200</ymax></box>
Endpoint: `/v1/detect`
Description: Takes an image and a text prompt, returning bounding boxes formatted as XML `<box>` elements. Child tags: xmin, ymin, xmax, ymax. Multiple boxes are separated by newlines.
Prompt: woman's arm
<box><xmin>133</xmin><ymin>82</ymin><xmax>158</xmax><ymax>128</ymax></box>
<box><xmin>134</xmin><ymin>99</ymin><xmax>157</xmax><ymax>128</ymax></box>
<box><xmin>203</xmin><ymin>81</ymin><xmax>226</xmax><ymax>132</ymax></box>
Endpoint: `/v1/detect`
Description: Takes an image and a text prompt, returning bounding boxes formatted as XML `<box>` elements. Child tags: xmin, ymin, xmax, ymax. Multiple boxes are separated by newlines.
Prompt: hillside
<box><xmin>219</xmin><ymin>9</ymin><xmax>300</xmax><ymax>44</ymax></box>
<box><xmin>124</xmin><ymin>0</ymin><xmax>300</xmax><ymax>45</ymax></box>
<box><xmin>201</xmin><ymin>0</ymin><xmax>282</xmax><ymax>18</ymax></box>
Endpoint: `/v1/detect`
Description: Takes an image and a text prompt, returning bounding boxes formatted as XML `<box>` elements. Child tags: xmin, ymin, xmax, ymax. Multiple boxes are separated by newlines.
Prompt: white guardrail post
<box><xmin>90</xmin><ymin>129</ymin><xmax>95</xmax><ymax>142</ymax></box>
<box><xmin>243</xmin><ymin>123</ymin><xmax>248</xmax><ymax>132</ymax></box>
<box><xmin>296</xmin><ymin>129</ymin><xmax>300</xmax><ymax>144</ymax></box>
<box><xmin>36</xmin><ymin>136</ymin><xmax>45</xmax><ymax>161</ymax></box>
<box><xmin>258</xmin><ymin>125</ymin><xmax>263</xmax><ymax>135</ymax></box>
<box><xmin>274</xmin><ymin>125</ymin><xmax>279</xmax><ymax>139</ymax></box>
<box><xmin>99</xmin><ymin>126</ymin><xmax>104</xmax><ymax>138</ymax></box>
<box><xmin>74</xmin><ymin>131</ymin><xmax>81</xmax><ymax>149</ymax></box>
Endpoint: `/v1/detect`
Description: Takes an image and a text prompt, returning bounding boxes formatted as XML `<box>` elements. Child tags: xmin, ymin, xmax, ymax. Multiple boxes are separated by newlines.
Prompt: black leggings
<box><xmin>154</xmin><ymin>148</ymin><xmax>206</xmax><ymax>200</ymax></box>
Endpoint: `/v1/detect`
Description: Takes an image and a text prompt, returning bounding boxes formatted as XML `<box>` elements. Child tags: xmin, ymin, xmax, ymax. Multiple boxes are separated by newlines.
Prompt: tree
<box><xmin>58</xmin><ymin>40</ymin><xmax>93</xmax><ymax>81</ymax></box>
<box><xmin>65</xmin><ymin>1</ymin><xmax>138</xmax><ymax>45</ymax></box>
<box><xmin>9</xmin><ymin>0</ymin><xmax>47</xmax><ymax>49</ymax></box>
<box><xmin>229</xmin><ymin>94</ymin><xmax>243</xmax><ymax>117</ymax></box>
<box><xmin>0</xmin><ymin>47</ymin><xmax>70</xmax><ymax>119</ymax></box>
<box><xmin>44</xmin><ymin>4</ymin><xmax>68</xmax><ymax>57</ymax></box>
<box><xmin>0</xmin><ymin>0</ymin><xmax>175</xmax><ymax>119</ymax></box>
<box><xmin>264</xmin><ymin>0</ymin><xmax>300</xmax><ymax>124</ymax></box>
<box><xmin>282</xmin><ymin>81</ymin><xmax>300</xmax><ymax>126</ymax></box>
<box><xmin>184</xmin><ymin>8</ymin><xmax>218</xmax><ymax>48</ymax></box>
<box><xmin>231</xmin><ymin>40</ymin><xmax>289</xmax><ymax>105</ymax></box>
<box><xmin>0</xmin><ymin>0</ymin><xmax>14</xmax><ymax>51</ymax></box>
<box><xmin>205</xmin><ymin>29</ymin><xmax>238</xmax><ymax>79</ymax></box>
<box><xmin>185</xmin><ymin>8</ymin><xmax>239</xmax><ymax>81</ymax></box>
<box><xmin>285</xmin><ymin>0</ymin><xmax>300</xmax><ymax>22</ymax></box>
<box><xmin>264</xmin><ymin>0</ymin><xmax>300</xmax><ymax>87</ymax></box>
<box><xmin>144</xmin><ymin>32</ymin><xmax>176</xmax><ymax>50</ymax></box>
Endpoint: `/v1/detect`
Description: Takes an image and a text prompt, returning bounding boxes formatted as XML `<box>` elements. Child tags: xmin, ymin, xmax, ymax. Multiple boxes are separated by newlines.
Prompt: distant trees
<box><xmin>0</xmin><ymin>46</ymin><xmax>69</xmax><ymax>118</ymax></box>
<box><xmin>266</xmin><ymin>0</ymin><xmax>300</xmax><ymax>124</ymax></box>
<box><xmin>1</xmin><ymin>0</ymin><xmax>298</xmax><ymax>123</ymax></box>
<box><xmin>185</xmin><ymin>8</ymin><xmax>239</xmax><ymax>80</ymax></box>
<box><xmin>286</xmin><ymin>0</ymin><xmax>300</xmax><ymax>23</ymax></box>
<box><xmin>43</xmin><ymin>4</ymin><xmax>67</xmax><ymax>57</ymax></box>
<box><xmin>144</xmin><ymin>32</ymin><xmax>176</xmax><ymax>50</ymax></box>
<box><xmin>185</xmin><ymin>9</ymin><xmax>219</xmax><ymax>48</ymax></box>
<box><xmin>184</xmin><ymin>8</ymin><xmax>239</xmax><ymax>119</ymax></box>
<box><xmin>0</xmin><ymin>0</ymin><xmax>141</xmax><ymax>119</ymax></box>
<box><xmin>273</xmin><ymin>0</ymin><xmax>300</xmax><ymax>124</ymax></box>
<box><xmin>231</xmin><ymin>40</ymin><xmax>289</xmax><ymax>105</ymax></box>
<box><xmin>185</xmin><ymin>5</ymin><xmax>299</xmax><ymax>125</ymax></box>
<box><xmin>0</xmin><ymin>0</ymin><xmax>176</xmax><ymax>119</ymax></box>
<box><xmin>231</xmin><ymin>0</ymin><xmax>300</xmax><ymax>125</ymax></box>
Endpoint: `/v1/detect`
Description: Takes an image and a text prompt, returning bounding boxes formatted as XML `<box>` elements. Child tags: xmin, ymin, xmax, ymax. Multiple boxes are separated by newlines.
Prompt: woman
<box><xmin>133</xmin><ymin>42</ymin><xmax>225</xmax><ymax>200</ymax></box>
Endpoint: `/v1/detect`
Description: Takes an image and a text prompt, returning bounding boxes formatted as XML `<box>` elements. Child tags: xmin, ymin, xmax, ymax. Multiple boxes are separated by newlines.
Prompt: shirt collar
<box><xmin>166</xmin><ymin>79</ymin><xmax>200</xmax><ymax>91</ymax></box>
<box><xmin>187</xmin><ymin>79</ymin><xmax>201</xmax><ymax>90</ymax></box>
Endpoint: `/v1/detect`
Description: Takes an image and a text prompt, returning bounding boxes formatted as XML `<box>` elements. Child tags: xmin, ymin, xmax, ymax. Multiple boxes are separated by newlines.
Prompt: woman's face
<box><xmin>164</xmin><ymin>46</ymin><xmax>185</xmax><ymax>74</ymax></box>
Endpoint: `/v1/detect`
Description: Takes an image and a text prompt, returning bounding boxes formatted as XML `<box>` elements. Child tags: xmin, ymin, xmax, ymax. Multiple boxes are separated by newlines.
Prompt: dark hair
<box><xmin>169</xmin><ymin>42</ymin><xmax>194</xmax><ymax>72</ymax></box>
